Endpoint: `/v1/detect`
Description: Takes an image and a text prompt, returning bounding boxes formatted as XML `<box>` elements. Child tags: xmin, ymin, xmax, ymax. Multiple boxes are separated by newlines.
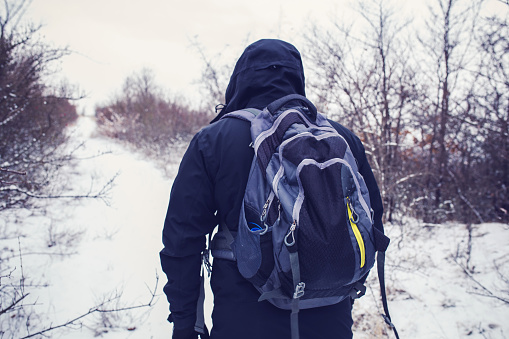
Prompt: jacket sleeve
<box><xmin>159</xmin><ymin>129</ymin><xmax>218</xmax><ymax>330</ymax></box>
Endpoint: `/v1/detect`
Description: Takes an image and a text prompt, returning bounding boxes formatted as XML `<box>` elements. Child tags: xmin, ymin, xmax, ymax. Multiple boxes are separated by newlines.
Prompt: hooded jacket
<box><xmin>213</xmin><ymin>39</ymin><xmax>306</xmax><ymax>121</ymax></box>
<box><xmin>160</xmin><ymin>39</ymin><xmax>384</xmax><ymax>339</ymax></box>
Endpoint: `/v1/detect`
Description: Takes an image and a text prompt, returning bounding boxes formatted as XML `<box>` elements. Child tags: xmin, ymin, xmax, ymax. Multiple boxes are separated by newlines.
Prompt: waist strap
<box><xmin>210</xmin><ymin>231</ymin><xmax>236</xmax><ymax>261</ymax></box>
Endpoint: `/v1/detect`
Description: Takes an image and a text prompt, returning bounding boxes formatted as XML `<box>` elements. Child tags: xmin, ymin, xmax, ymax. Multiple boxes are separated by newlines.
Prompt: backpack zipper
<box><xmin>347</xmin><ymin>196</ymin><xmax>365</xmax><ymax>268</ymax></box>
<box><xmin>261</xmin><ymin>191</ymin><xmax>275</xmax><ymax>222</ymax></box>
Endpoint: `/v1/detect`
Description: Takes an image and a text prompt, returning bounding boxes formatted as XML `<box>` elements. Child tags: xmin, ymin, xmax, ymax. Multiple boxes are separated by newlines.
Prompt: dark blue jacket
<box><xmin>160</xmin><ymin>39</ymin><xmax>384</xmax><ymax>339</ymax></box>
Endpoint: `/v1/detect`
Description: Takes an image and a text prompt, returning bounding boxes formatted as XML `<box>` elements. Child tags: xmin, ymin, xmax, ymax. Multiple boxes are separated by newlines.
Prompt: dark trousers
<box><xmin>209</xmin><ymin>259</ymin><xmax>354</xmax><ymax>339</ymax></box>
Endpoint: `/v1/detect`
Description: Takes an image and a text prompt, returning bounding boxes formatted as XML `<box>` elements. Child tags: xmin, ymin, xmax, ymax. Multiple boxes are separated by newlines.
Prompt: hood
<box><xmin>212</xmin><ymin>39</ymin><xmax>306</xmax><ymax>123</ymax></box>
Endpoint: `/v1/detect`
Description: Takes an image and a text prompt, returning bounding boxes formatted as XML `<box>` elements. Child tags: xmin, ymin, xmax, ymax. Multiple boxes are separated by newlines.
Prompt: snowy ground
<box><xmin>353</xmin><ymin>221</ymin><xmax>509</xmax><ymax>339</ymax></box>
<box><xmin>1</xmin><ymin>116</ymin><xmax>508</xmax><ymax>338</ymax></box>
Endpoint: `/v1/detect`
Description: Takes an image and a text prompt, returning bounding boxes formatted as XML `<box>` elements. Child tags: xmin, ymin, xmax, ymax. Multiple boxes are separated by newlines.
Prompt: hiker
<box><xmin>160</xmin><ymin>39</ymin><xmax>386</xmax><ymax>339</ymax></box>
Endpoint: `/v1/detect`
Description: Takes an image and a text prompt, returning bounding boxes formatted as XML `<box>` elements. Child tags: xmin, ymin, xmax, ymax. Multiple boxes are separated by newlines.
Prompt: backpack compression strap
<box><xmin>219</xmin><ymin>108</ymin><xmax>261</xmax><ymax>123</ymax></box>
<box><xmin>288</xmin><ymin>245</ymin><xmax>304</xmax><ymax>339</ymax></box>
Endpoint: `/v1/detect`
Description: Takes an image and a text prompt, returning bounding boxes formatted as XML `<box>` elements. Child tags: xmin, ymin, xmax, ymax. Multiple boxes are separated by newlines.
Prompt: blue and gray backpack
<box><xmin>204</xmin><ymin>94</ymin><xmax>398</xmax><ymax>339</ymax></box>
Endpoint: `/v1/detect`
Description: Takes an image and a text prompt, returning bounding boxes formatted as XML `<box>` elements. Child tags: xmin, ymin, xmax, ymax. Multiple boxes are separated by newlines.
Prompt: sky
<box><xmin>24</xmin><ymin>0</ymin><xmax>355</xmax><ymax>115</ymax></box>
<box><xmin>23</xmin><ymin>0</ymin><xmax>508</xmax><ymax>116</ymax></box>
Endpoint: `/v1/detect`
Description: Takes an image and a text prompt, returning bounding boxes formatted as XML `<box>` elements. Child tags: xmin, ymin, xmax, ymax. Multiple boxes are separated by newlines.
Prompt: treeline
<box><xmin>303</xmin><ymin>0</ymin><xmax>508</xmax><ymax>224</ymax></box>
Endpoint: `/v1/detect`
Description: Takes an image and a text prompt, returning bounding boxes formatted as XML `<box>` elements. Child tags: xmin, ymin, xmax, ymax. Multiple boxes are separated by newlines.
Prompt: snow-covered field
<box><xmin>1</xmin><ymin>116</ymin><xmax>508</xmax><ymax>338</ymax></box>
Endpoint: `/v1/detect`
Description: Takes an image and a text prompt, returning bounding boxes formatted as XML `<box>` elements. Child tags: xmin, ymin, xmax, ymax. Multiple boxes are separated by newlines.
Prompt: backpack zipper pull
<box><xmin>347</xmin><ymin>196</ymin><xmax>365</xmax><ymax>268</ymax></box>
<box><xmin>284</xmin><ymin>220</ymin><xmax>297</xmax><ymax>247</ymax></box>
<box><xmin>347</xmin><ymin>197</ymin><xmax>359</xmax><ymax>223</ymax></box>
<box><xmin>261</xmin><ymin>199</ymin><xmax>270</xmax><ymax>221</ymax></box>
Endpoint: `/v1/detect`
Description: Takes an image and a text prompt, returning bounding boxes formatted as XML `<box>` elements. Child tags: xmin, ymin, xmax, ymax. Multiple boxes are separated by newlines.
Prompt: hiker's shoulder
<box><xmin>202</xmin><ymin>115</ymin><xmax>250</xmax><ymax>143</ymax></box>
<box><xmin>189</xmin><ymin>115</ymin><xmax>251</xmax><ymax>157</ymax></box>
<box><xmin>327</xmin><ymin>119</ymin><xmax>362</xmax><ymax>145</ymax></box>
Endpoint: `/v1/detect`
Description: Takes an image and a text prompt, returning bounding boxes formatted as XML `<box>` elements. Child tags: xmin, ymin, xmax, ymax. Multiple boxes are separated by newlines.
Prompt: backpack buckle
<box><xmin>381</xmin><ymin>314</ymin><xmax>396</xmax><ymax>328</ymax></box>
<box><xmin>349</xmin><ymin>282</ymin><xmax>366</xmax><ymax>299</ymax></box>
<box><xmin>293</xmin><ymin>282</ymin><xmax>306</xmax><ymax>299</ymax></box>
<box><xmin>202</xmin><ymin>250</ymin><xmax>212</xmax><ymax>276</ymax></box>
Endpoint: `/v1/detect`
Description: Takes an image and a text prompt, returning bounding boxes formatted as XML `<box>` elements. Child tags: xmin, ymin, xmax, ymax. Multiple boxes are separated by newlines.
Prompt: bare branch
<box><xmin>453</xmin><ymin>257</ymin><xmax>509</xmax><ymax>305</ymax></box>
<box><xmin>19</xmin><ymin>275</ymin><xmax>159</xmax><ymax>339</ymax></box>
<box><xmin>0</xmin><ymin>236</ymin><xmax>30</xmax><ymax>318</ymax></box>
<box><xmin>1</xmin><ymin>172</ymin><xmax>118</xmax><ymax>205</ymax></box>
<box><xmin>0</xmin><ymin>167</ymin><xmax>27</xmax><ymax>176</ymax></box>
<box><xmin>0</xmin><ymin>293</ymin><xmax>29</xmax><ymax>316</ymax></box>
<box><xmin>447</xmin><ymin>169</ymin><xmax>484</xmax><ymax>223</ymax></box>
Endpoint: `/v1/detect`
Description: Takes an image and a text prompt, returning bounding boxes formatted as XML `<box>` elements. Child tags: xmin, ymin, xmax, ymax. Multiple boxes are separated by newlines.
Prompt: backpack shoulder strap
<box><xmin>266</xmin><ymin>94</ymin><xmax>317</xmax><ymax>121</ymax></box>
<box><xmin>219</xmin><ymin>108</ymin><xmax>261</xmax><ymax>122</ymax></box>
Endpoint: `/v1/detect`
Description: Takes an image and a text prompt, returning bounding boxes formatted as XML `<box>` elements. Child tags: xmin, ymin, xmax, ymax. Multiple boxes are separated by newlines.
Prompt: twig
<box><xmin>447</xmin><ymin>169</ymin><xmax>484</xmax><ymax>224</ymax></box>
<box><xmin>0</xmin><ymin>293</ymin><xmax>29</xmax><ymax>316</ymax></box>
<box><xmin>1</xmin><ymin>251</ymin><xmax>78</xmax><ymax>261</ymax></box>
<box><xmin>453</xmin><ymin>257</ymin><xmax>509</xmax><ymax>304</ymax></box>
<box><xmin>18</xmin><ymin>237</ymin><xmax>25</xmax><ymax>295</ymax></box>
<box><xmin>0</xmin><ymin>166</ymin><xmax>28</xmax><ymax>185</ymax></box>
<box><xmin>19</xmin><ymin>275</ymin><xmax>159</xmax><ymax>339</ymax></box>
<box><xmin>465</xmin><ymin>224</ymin><xmax>473</xmax><ymax>271</ymax></box>
<box><xmin>0</xmin><ymin>238</ymin><xmax>31</xmax><ymax>316</ymax></box>
<box><xmin>0</xmin><ymin>167</ymin><xmax>27</xmax><ymax>176</ymax></box>
<box><xmin>0</xmin><ymin>172</ymin><xmax>119</xmax><ymax>205</ymax></box>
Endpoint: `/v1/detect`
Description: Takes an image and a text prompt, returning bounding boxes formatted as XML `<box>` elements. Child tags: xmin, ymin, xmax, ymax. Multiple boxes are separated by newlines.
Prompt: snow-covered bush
<box><xmin>0</xmin><ymin>0</ymin><xmax>79</xmax><ymax>212</ymax></box>
<box><xmin>95</xmin><ymin>68</ymin><xmax>213</xmax><ymax>164</ymax></box>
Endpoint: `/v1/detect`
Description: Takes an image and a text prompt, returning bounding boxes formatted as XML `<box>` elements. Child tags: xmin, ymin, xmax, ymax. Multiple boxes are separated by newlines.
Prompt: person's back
<box><xmin>160</xmin><ymin>39</ymin><xmax>385</xmax><ymax>339</ymax></box>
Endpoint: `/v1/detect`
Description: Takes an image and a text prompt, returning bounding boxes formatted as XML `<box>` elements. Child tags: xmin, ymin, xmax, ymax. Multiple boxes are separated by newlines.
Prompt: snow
<box><xmin>353</xmin><ymin>221</ymin><xmax>509</xmax><ymax>338</ymax></box>
<box><xmin>1</xmin><ymin>116</ymin><xmax>179</xmax><ymax>338</ymax></box>
<box><xmin>1</xmin><ymin>116</ymin><xmax>508</xmax><ymax>338</ymax></box>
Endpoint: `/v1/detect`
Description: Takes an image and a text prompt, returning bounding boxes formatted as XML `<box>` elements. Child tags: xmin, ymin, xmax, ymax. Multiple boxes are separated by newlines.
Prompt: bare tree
<box><xmin>414</xmin><ymin>0</ymin><xmax>484</xmax><ymax>222</ymax></box>
<box><xmin>189</xmin><ymin>38</ymin><xmax>233</xmax><ymax>112</ymax></box>
<box><xmin>304</xmin><ymin>0</ymin><xmax>419</xmax><ymax>222</ymax></box>
<box><xmin>302</xmin><ymin>0</ymin><xmax>508</xmax><ymax>224</ymax></box>
<box><xmin>466</xmin><ymin>14</ymin><xmax>509</xmax><ymax>223</ymax></box>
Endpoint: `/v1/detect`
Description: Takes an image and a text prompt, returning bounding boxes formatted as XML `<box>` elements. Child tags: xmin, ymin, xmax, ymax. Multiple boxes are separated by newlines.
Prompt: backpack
<box><xmin>201</xmin><ymin>94</ymin><xmax>398</xmax><ymax>339</ymax></box>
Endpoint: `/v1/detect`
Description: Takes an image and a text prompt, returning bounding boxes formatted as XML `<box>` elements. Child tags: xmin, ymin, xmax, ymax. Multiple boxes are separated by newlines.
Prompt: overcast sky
<box><xmin>24</xmin><ymin>0</ymin><xmax>354</xmax><ymax>114</ymax></box>
<box><xmin>24</xmin><ymin>0</ymin><xmax>506</xmax><ymax>115</ymax></box>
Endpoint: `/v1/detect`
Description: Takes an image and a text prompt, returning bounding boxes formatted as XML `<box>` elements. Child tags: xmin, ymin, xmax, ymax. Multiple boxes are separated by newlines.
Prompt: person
<box><xmin>160</xmin><ymin>39</ymin><xmax>385</xmax><ymax>339</ymax></box>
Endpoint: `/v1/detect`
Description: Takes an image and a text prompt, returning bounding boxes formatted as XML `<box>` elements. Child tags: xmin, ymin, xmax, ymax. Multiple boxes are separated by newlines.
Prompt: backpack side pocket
<box><xmin>234</xmin><ymin>202</ymin><xmax>275</xmax><ymax>288</ymax></box>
